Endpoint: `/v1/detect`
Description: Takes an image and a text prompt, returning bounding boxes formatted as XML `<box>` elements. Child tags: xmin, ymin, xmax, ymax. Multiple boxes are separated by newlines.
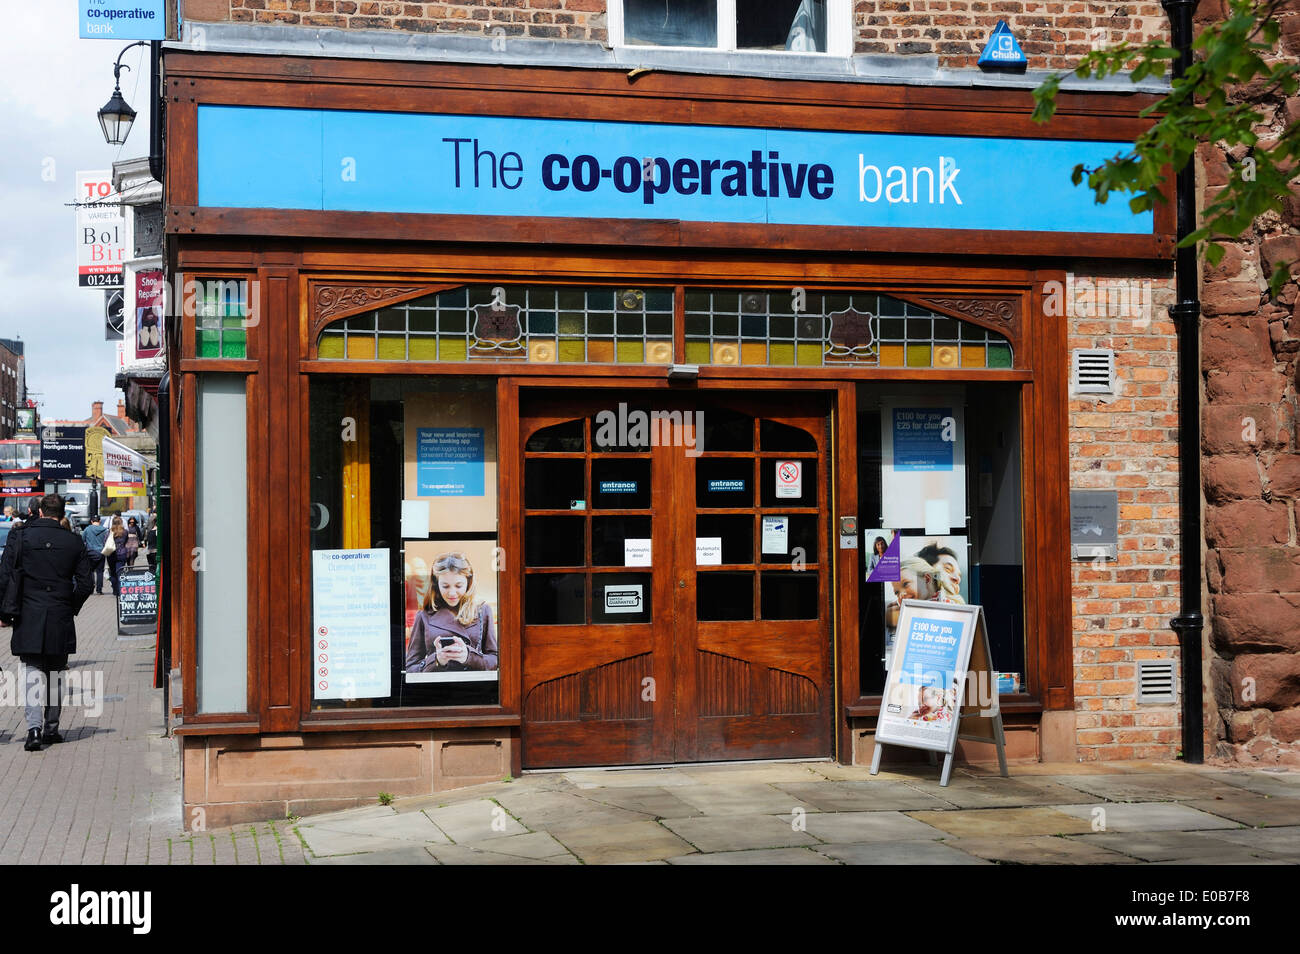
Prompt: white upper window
<box><xmin>610</xmin><ymin>0</ymin><xmax>852</xmax><ymax>56</ymax></box>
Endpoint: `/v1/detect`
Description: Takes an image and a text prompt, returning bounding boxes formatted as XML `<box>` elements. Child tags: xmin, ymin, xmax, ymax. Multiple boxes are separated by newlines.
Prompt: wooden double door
<box><xmin>519</xmin><ymin>389</ymin><xmax>833</xmax><ymax>768</ymax></box>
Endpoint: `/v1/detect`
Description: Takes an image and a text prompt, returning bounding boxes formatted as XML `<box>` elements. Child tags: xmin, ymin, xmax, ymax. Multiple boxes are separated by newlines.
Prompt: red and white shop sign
<box><xmin>76</xmin><ymin>171</ymin><xmax>125</xmax><ymax>288</ymax></box>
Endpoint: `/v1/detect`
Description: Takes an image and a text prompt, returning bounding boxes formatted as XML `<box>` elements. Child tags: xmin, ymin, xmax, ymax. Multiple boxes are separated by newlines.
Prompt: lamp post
<box><xmin>97</xmin><ymin>41</ymin><xmax>148</xmax><ymax>146</ymax></box>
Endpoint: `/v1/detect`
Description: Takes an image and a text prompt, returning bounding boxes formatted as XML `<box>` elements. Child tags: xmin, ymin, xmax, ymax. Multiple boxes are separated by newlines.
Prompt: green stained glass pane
<box><xmin>714</xmin><ymin>314</ymin><xmax>738</xmax><ymax>337</ymax></box>
<box><xmin>557</xmin><ymin>289</ymin><xmax>585</xmax><ymax>310</ymax></box>
<box><xmin>712</xmin><ymin>292</ymin><xmax>739</xmax><ymax>312</ymax></box>
<box><xmin>558</xmin><ymin>312</ymin><xmax>584</xmax><ymax>335</ymax></box>
<box><xmin>440</xmin><ymin>311</ymin><xmax>467</xmax><ymax>334</ymax></box>
<box><xmin>587</xmin><ymin>289</ymin><xmax>615</xmax><ymax>310</ymax></box>
<box><xmin>529</xmin><ymin>311</ymin><xmax>557</xmax><ymax>335</ymax></box>
<box><xmin>685</xmin><ymin>340</ymin><xmax>711</xmax><ymax>364</ymax></box>
<box><xmin>318</xmin><ymin>334</ymin><xmax>344</xmax><ymax>359</ymax></box>
<box><xmin>220</xmin><ymin>331</ymin><xmax>247</xmax><ymax>359</ymax></box>
<box><xmin>646</xmin><ymin>314</ymin><xmax>672</xmax><ymax>337</ymax></box>
<box><xmin>438</xmin><ymin>337</ymin><xmax>467</xmax><ymax>361</ymax></box>
<box><xmin>408</xmin><ymin>309</ymin><xmax>437</xmax><ymax>334</ymax></box>
<box><xmin>616</xmin><ymin>313</ymin><xmax>644</xmax><ymax>336</ymax></box>
<box><xmin>796</xmin><ymin>343</ymin><xmax>822</xmax><ymax>366</ymax></box>
<box><xmin>905</xmin><ymin>345</ymin><xmax>931</xmax><ymax>367</ymax></box>
<box><xmin>685</xmin><ymin>315</ymin><xmax>710</xmax><ymax>336</ymax></box>
<box><xmin>198</xmin><ymin>330</ymin><xmax>221</xmax><ymax>358</ymax></box>
<box><xmin>587</xmin><ymin>313</ymin><xmax>613</xmax><ymax>336</ymax></box>
<box><xmin>378</xmin><ymin>308</ymin><xmax>405</xmax><ymax>332</ymax></box>
<box><xmin>685</xmin><ymin>290</ymin><xmax>710</xmax><ymax>311</ymax></box>
<box><xmin>770</xmin><ymin>316</ymin><xmax>794</xmax><ymax>339</ymax></box>
<box><xmin>408</xmin><ymin>337</ymin><xmax>438</xmax><ymax>360</ymax></box>
<box><xmin>645</xmin><ymin>290</ymin><xmax>673</xmax><ymax>311</ymax></box>
<box><xmin>879</xmin><ymin>296</ymin><xmax>906</xmax><ymax>316</ymax></box>
<box><xmin>987</xmin><ymin>343</ymin><xmax>1013</xmax><ymax>368</ymax></box>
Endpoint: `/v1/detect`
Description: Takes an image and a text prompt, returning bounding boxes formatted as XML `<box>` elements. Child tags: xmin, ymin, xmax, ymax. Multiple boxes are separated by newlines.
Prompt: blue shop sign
<box><xmin>79</xmin><ymin>1</ymin><xmax>165</xmax><ymax>40</ymax></box>
<box><xmin>196</xmin><ymin>106</ymin><xmax>1154</xmax><ymax>236</ymax></box>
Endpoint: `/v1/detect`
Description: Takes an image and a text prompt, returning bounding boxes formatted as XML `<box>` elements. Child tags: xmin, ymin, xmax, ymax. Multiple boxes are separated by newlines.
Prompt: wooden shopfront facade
<box><xmin>163</xmin><ymin>47</ymin><xmax>1172</xmax><ymax>823</ymax></box>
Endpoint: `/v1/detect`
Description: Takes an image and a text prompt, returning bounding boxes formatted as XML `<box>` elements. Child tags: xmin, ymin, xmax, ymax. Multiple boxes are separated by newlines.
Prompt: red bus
<box><xmin>0</xmin><ymin>438</ymin><xmax>41</xmax><ymax>508</ymax></box>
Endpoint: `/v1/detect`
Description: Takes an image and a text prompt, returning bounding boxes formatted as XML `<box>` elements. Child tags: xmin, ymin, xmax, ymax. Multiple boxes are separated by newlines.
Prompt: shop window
<box><xmin>192</xmin><ymin>278</ymin><xmax>250</xmax><ymax>358</ymax></box>
<box><xmin>309</xmin><ymin>376</ymin><xmax>500</xmax><ymax>710</ymax></box>
<box><xmin>857</xmin><ymin>383</ymin><xmax>1026</xmax><ymax>699</ymax></box>
<box><xmin>317</xmin><ymin>286</ymin><xmax>673</xmax><ymax>366</ymax></box>
<box><xmin>685</xmin><ymin>290</ymin><xmax>1013</xmax><ymax>369</ymax></box>
<box><xmin>195</xmin><ymin>375</ymin><xmax>248</xmax><ymax>713</ymax></box>
<box><xmin>615</xmin><ymin>0</ymin><xmax>850</xmax><ymax>55</ymax></box>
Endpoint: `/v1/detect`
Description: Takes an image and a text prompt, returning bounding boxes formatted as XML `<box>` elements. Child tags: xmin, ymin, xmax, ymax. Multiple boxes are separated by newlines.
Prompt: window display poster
<box><xmin>877</xmin><ymin>603</ymin><xmax>973</xmax><ymax>751</ymax></box>
<box><xmin>865</xmin><ymin>528</ymin><xmax>900</xmax><ymax>583</ymax></box>
<box><xmin>403</xmin><ymin>540</ymin><xmax>499</xmax><ymax>683</ymax></box>
<box><xmin>403</xmin><ymin>392</ymin><xmax>497</xmax><ymax>533</ymax></box>
<box><xmin>880</xmin><ymin>399</ymin><xmax>965</xmax><ymax>531</ymax></box>
<box><xmin>761</xmin><ymin>516</ymin><xmax>789</xmax><ymax>554</ymax></box>
<box><xmin>882</xmin><ymin>534</ymin><xmax>968</xmax><ymax>668</ymax></box>
<box><xmin>313</xmin><ymin>548</ymin><xmax>392</xmax><ymax>701</ymax></box>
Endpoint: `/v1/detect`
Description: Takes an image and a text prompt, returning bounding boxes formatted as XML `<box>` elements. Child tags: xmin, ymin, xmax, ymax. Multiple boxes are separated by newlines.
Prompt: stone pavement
<box><xmin>3</xmin><ymin>592</ymin><xmax>1297</xmax><ymax>865</ymax></box>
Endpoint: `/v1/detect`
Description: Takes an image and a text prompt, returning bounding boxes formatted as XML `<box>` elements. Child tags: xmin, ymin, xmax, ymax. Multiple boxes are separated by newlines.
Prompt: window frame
<box><xmin>609</xmin><ymin>0</ymin><xmax>853</xmax><ymax>58</ymax></box>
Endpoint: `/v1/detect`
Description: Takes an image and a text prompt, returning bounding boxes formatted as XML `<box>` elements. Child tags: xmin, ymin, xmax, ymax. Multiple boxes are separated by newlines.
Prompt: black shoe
<box><xmin>24</xmin><ymin>729</ymin><xmax>42</xmax><ymax>752</ymax></box>
<box><xmin>42</xmin><ymin>729</ymin><xmax>64</xmax><ymax>745</ymax></box>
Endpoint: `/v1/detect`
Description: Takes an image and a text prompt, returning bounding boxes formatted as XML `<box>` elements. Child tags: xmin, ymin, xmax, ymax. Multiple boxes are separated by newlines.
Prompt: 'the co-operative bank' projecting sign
<box><xmin>196</xmin><ymin>106</ymin><xmax>1154</xmax><ymax>236</ymax></box>
<box><xmin>79</xmin><ymin>1</ymin><xmax>165</xmax><ymax>40</ymax></box>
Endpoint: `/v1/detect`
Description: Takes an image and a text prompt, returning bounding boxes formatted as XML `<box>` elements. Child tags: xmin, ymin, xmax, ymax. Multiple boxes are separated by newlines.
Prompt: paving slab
<box><xmin>463</xmin><ymin>831</ymin><xmax>575</xmax><ymax>861</ymax></box>
<box><xmin>551</xmin><ymin>820</ymin><xmax>696</xmax><ymax>864</ymax></box>
<box><xmin>307</xmin><ymin>810</ymin><xmax>452</xmax><ymax>843</ymax></box>
<box><xmin>667</xmin><ymin>847</ymin><xmax>839</xmax><ymax>865</ymax></box>
<box><xmin>676</xmin><ymin>762</ymin><xmax>835</xmax><ymax>785</ymax></box>
<box><xmin>422</xmin><ymin>799</ymin><xmax>528</xmax><ymax>843</ymax></box>
<box><xmin>801</xmin><ymin>810</ymin><xmax>946</xmax><ymax>844</ymax></box>
<box><xmin>1214</xmin><ymin>771</ymin><xmax>1300</xmax><ymax>799</ymax></box>
<box><xmin>1186</xmin><ymin>793</ymin><xmax>1300</xmax><ymax>828</ymax></box>
<box><xmin>1052</xmin><ymin>802</ymin><xmax>1240</xmax><ymax>833</ymax></box>
<box><xmin>772</xmin><ymin>780</ymin><xmax>951</xmax><ymax>812</ymax></box>
<box><xmin>906</xmin><ymin>806</ymin><xmax>1095</xmax><ymax>838</ymax></box>
<box><xmin>903</xmin><ymin>776</ymin><xmax>1099</xmax><ymax>809</ymax></box>
<box><xmin>300</xmin><ymin>804</ymin><xmax>399</xmax><ymax>827</ymax></box>
<box><xmin>562</xmin><ymin>768</ymin><xmax>698</xmax><ymax>789</ymax></box>
<box><xmin>1041</xmin><ymin>773</ymin><xmax>1245</xmax><ymax>803</ymax></box>
<box><xmin>390</xmin><ymin>781</ymin><xmax>522</xmax><ymax>812</ymax></box>
<box><xmin>296</xmin><ymin>827</ymin><xmax>421</xmax><ymax>858</ymax></box>
<box><xmin>659</xmin><ymin>813</ymin><xmax>819</xmax><ymax>852</ymax></box>
<box><xmin>1197</xmin><ymin>824</ymin><xmax>1300</xmax><ymax>858</ymax></box>
<box><xmin>491</xmin><ymin>789</ymin><xmax>647</xmax><ymax>832</ymax></box>
<box><xmin>814</xmin><ymin>840</ymin><xmax>992</xmax><ymax>865</ymax></box>
<box><xmin>576</xmin><ymin>786</ymin><xmax>705</xmax><ymax>819</ymax></box>
<box><xmin>671</xmin><ymin>782</ymin><xmax>816</xmax><ymax>816</ymax></box>
<box><xmin>1065</xmin><ymin>831</ymin><xmax>1280</xmax><ymax>863</ymax></box>
<box><xmin>944</xmin><ymin>835</ymin><xmax>1137</xmax><ymax>864</ymax></box>
<box><xmin>312</xmin><ymin>845</ymin><xmax>439</xmax><ymax>865</ymax></box>
<box><xmin>425</xmin><ymin>843</ymin><xmax>580</xmax><ymax>865</ymax></box>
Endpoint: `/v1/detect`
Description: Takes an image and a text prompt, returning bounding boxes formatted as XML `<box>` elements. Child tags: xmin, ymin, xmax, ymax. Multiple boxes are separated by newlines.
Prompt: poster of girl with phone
<box><xmin>404</xmin><ymin>550</ymin><xmax>499</xmax><ymax>677</ymax></box>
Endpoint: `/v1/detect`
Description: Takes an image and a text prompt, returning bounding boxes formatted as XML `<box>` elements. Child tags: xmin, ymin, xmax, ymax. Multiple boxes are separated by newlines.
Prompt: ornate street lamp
<box><xmin>97</xmin><ymin>41</ymin><xmax>148</xmax><ymax>146</ymax></box>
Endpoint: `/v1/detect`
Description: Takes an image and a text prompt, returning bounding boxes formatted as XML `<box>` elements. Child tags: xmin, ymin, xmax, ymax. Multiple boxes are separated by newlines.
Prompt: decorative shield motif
<box><xmin>825</xmin><ymin>307</ymin><xmax>876</xmax><ymax>361</ymax></box>
<box><xmin>469</xmin><ymin>301</ymin><xmax>526</xmax><ymax>357</ymax></box>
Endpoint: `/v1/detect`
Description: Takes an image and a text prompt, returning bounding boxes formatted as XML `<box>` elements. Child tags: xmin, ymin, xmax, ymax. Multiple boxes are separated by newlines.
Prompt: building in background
<box><xmin>0</xmin><ymin>339</ymin><xmax>27</xmax><ymax>440</ymax></box>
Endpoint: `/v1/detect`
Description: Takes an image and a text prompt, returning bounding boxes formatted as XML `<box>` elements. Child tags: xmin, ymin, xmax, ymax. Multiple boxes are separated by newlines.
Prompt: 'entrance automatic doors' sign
<box><xmin>196</xmin><ymin>107</ymin><xmax>1156</xmax><ymax>237</ymax></box>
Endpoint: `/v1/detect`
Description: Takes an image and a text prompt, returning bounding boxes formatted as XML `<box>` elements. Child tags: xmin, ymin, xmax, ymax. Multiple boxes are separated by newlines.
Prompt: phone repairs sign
<box><xmin>80</xmin><ymin>1</ymin><xmax>166</xmax><ymax>40</ymax></box>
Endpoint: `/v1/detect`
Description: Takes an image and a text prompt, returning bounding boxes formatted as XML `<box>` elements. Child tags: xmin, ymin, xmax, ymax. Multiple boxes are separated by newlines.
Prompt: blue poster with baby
<box><xmin>417</xmin><ymin>428</ymin><xmax>485</xmax><ymax>496</ymax></box>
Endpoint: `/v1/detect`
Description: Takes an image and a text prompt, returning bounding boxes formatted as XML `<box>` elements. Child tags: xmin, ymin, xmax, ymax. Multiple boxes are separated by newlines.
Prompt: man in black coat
<box><xmin>0</xmin><ymin>494</ymin><xmax>93</xmax><ymax>751</ymax></box>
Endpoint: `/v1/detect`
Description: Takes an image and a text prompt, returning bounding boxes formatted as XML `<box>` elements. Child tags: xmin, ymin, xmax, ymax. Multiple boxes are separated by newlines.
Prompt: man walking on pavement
<box><xmin>82</xmin><ymin>514</ymin><xmax>109</xmax><ymax>595</ymax></box>
<box><xmin>0</xmin><ymin>494</ymin><xmax>94</xmax><ymax>751</ymax></box>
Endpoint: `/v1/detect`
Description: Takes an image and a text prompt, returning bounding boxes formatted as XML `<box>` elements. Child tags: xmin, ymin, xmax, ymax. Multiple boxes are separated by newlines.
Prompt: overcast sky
<box><xmin>1</xmin><ymin>4</ymin><xmax>154</xmax><ymax>422</ymax></box>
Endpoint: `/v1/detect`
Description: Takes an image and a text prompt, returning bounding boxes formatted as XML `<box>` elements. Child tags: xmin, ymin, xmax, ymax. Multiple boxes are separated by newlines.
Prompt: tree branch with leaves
<box><xmin>1032</xmin><ymin>0</ymin><xmax>1300</xmax><ymax>295</ymax></box>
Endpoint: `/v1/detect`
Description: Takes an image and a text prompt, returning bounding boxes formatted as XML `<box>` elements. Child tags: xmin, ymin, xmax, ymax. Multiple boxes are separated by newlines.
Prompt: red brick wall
<box><xmin>184</xmin><ymin>0</ymin><xmax>1172</xmax><ymax>67</ymax></box>
<box><xmin>1067</xmin><ymin>271</ymin><xmax>1182</xmax><ymax>760</ymax></box>
<box><xmin>1197</xmin><ymin>0</ymin><xmax>1300</xmax><ymax>769</ymax></box>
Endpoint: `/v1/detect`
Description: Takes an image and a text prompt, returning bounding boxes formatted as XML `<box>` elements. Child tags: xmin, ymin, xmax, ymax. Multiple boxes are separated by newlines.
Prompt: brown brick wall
<box><xmin>1067</xmin><ymin>269</ymin><xmax>1182</xmax><ymax>760</ymax></box>
<box><xmin>1197</xmin><ymin>0</ymin><xmax>1300</xmax><ymax>769</ymax></box>
<box><xmin>186</xmin><ymin>1</ymin><xmax>1171</xmax><ymax>67</ymax></box>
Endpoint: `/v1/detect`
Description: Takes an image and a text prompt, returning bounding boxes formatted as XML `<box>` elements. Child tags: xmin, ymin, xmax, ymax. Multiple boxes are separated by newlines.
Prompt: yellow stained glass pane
<box><xmin>438</xmin><ymin>337</ymin><xmax>467</xmax><ymax>361</ymax></box>
<box><xmin>712</xmin><ymin>342</ymin><xmax>739</xmax><ymax>365</ymax></box>
<box><xmin>377</xmin><ymin>335</ymin><xmax>405</xmax><ymax>360</ymax></box>
<box><xmin>959</xmin><ymin>345</ymin><xmax>986</xmax><ymax>368</ymax></box>
<box><xmin>646</xmin><ymin>340</ymin><xmax>673</xmax><ymax>364</ymax></box>
<box><xmin>878</xmin><ymin>345</ymin><xmax>905</xmax><ymax>367</ymax></box>
<box><xmin>587</xmin><ymin>340</ymin><xmax>615</xmax><ymax>363</ymax></box>
<box><xmin>741</xmin><ymin>342</ymin><xmax>767</xmax><ymax>365</ymax></box>
<box><xmin>409</xmin><ymin>337</ymin><xmax>438</xmax><ymax>360</ymax></box>
<box><xmin>933</xmin><ymin>345</ymin><xmax>959</xmax><ymax>369</ymax></box>
<box><xmin>346</xmin><ymin>336</ymin><xmax>375</xmax><ymax>360</ymax></box>
<box><xmin>558</xmin><ymin>339</ymin><xmax>585</xmax><ymax>362</ymax></box>
<box><xmin>318</xmin><ymin>335</ymin><xmax>344</xmax><ymax>359</ymax></box>
<box><xmin>905</xmin><ymin>345</ymin><xmax>931</xmax><ymax>367</ymax></box>
<box><xmin>769</xmin><ymin>343</ymin><xmax>795</xmax><ymax>365</ymax></box>
<box><xmin>685</xmin><ymin>340</ymin><xmax>711</xmax><ymax>364</ymax></box>
<box><xmin>797</xmin><ymin>343</ymin><xmax>822</xmax><ymax>366</ymax></box>
<box><xmin>616</xmin><ymin>341</ymin><xmax>643</xmax><ymax>363</ymax></box>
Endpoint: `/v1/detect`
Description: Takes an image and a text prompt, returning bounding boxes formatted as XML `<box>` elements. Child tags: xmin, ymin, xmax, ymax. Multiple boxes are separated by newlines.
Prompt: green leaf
<box><xmin>1204</xmin><ymin>243</ymin><xmax>1226</xmax><ymax>268</ymax></box>
<box><xmin>1269</xmin><ymin>262</ymin><xmax>1290</xmax><ymax>298</ymax></box>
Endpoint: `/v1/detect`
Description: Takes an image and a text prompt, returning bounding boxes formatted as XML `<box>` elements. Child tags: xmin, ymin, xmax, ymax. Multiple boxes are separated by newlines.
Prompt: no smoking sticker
<box><xmin>775</xmin><ymin>460</ymin><xmax>802</xmax><ymax>499</ymax></box>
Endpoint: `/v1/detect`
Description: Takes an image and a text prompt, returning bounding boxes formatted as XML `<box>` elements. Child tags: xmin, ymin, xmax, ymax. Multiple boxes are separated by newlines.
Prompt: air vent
<box><xmin>1072</xmin><ymin>349</ymin><xmax>1115</xmax><ymax>395</ymax></box>
<box><xmin>1136</xmin><ymin>660</ymin><xmax>1177</xmax><ymax>704</ymax></box>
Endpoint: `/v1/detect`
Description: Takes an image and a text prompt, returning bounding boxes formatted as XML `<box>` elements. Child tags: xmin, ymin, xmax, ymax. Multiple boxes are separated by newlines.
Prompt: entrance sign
<box><xmin>870</xmin><ymin>600</ymin><xmax>1007</xmax><ymax>786</ymax></box>
<box><xmin>313</xmin><ymin>549</ymin><xmax>391</xmax><ymax>701</ymax></box>
<box><xmin>76</xmin><ymin>172</ymin><xmax>125</xmax><ymax>289</ymax></box>
<box><xmin>196</xmin><ymin>105</ymin><xmax>1156</xmax><ymax>237</ymax></box>
<box><xmin>775</xmin><ymin>460</ymin><xmax>802</xmax><ymax>498</ymax></box>
<box><xmin>116</xmin><ymin>567</ymin><xmax>157</xmax><ymax>635</ymax></box>
<box><xmin>79</xmin><ymin>1</ymin><xmax>166</xmax><ymax>40</ymax></box>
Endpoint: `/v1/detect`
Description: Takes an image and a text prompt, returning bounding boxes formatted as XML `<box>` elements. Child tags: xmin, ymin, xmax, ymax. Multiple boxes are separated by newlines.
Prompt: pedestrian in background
<box><xmin>144</xmin><ymin>513</ymin><xmax>158</xmax><ymax>575</ymax></box>
<box><xmin>82</xmin><ymin>515</ymin><xmax>109</xmax><ymax>595</ymax></box>
<box><xmin>125</xmin><ymin>517</ymin><xmax>142</xmax><ymax>568</ymax></box>
<box><xmin>0</xmin><ymin>494</ymin><xmax>93</xmax><ymax>751</ymax></box>
<box><xmin>108</xmin><ymin>515</ymin><xmax>127</xmax><ymax>597</ymax></box>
